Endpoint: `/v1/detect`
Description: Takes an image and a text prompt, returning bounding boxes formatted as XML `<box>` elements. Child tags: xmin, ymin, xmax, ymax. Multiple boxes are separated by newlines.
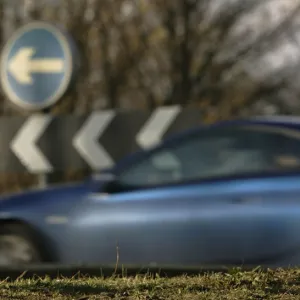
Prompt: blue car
<box><xmin>2</xmin><ymin>115</ymin><xmax>300</xmax><ymax>269</ymax></box>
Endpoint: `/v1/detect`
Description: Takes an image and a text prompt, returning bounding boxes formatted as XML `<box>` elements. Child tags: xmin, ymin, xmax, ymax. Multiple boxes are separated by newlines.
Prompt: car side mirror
<box><xmin>92</xmin><ymin>171</ymin><xmax>127</xmax><ymax>193</ymax></box>
<box><xmin>91</xmin><ymin>171</ymin><xmax>116</xmax><ymax>182</ymax></box>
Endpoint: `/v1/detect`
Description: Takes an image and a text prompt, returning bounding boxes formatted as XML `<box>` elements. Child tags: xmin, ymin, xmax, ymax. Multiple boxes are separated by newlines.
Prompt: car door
<box><xmin>219</xmin><ymin>125</ymin><xmax>300</xmax><ymax>267</ymax></box>
<box><xmin>66</xmin><ymin>124</ymin><xmax>300</xmax><ymax>267</ymax></box>
<box><xmin>65</xmin><ymin>132</ymin><xmax>240</xmax><ymax>266</ymax></box>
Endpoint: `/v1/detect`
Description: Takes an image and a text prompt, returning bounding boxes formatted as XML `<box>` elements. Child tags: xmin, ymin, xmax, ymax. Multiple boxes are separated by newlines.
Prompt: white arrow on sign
<box><xmin>8</xmin><ymin>47</ymin><xmax>64</xmax><ymax>84</ymax></box>
<box><xmin>136</xmin><ymin>106</ymin><xmax>181</xmax><ymax>149</ymax></box>
<box><xmin>73</xmin><ymin>111</ymin><xmax>116</xmax><ymax>170</ymax></box>
<box><xmin>10</xmin><ymin>115</ymin><xmax>53</xmax><ymax>173</ymax></box>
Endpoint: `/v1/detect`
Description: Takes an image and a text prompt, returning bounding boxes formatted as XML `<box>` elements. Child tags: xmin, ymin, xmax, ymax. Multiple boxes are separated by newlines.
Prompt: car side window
<box><xmin>118</xmin><ymin>126</ymin><xmax>300</xmax><ymax>187</ymax></box>
<box><xmin>266</xmin><ymin>132</ymin><xmax>300</xmax><ymax>170</ymax></box>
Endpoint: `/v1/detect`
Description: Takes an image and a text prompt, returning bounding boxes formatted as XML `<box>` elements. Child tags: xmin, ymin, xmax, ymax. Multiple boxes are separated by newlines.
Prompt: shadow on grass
<box><xmin>8</xmin><ymin>278</ymin><xmax>213</xmax><ymax>298</ymax></box>
<box><xmin>9</xmin><ymin>281</ymin><xmax>120</xmax><ymax>297</ymax></box>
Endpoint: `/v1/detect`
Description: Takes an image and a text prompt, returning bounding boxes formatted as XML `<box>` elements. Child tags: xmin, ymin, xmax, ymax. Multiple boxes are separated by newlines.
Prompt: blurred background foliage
<box><xmin>1</xmin><ymin>0</ymin><xmax>300</xmax><ymax>192</ymax></box>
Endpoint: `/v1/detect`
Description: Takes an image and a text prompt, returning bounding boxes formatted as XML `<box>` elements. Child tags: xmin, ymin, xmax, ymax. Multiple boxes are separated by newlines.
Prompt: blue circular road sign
<box><xmin>0</xmin><ymin>22</ymin><xmax>78</xmax><ymax>111</ymax></box>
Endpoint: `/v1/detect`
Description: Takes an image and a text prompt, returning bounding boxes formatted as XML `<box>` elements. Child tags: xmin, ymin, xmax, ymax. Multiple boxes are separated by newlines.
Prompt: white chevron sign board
<box><xmin>72</xmin><ymin>111</ymin><xmax>116</xmax><ymax>169</ymax></box>
<box><xmin>136</xmin><ymin>106</ymin><xmax>181</xmax><ymax>149</ymax></box>
<box><xmin>0</xmin><ymin>107</ymin><xmax>202</xmax><ymax>173</ymax></box>
<box><xmin>10</xmin><ymin>115</ymin><xmax>53</xmax><ymax>173</ymax></box>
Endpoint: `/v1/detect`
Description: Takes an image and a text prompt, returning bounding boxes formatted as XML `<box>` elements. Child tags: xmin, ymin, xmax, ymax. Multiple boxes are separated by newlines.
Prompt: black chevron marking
<box><xmin>99</xmin><ymin>111</ymin><xmax>151</xmax><ymax>163</ymax></box>
<box><xmin>38</xmin><ymin>115</ymin><xmax>89</xmax><ymax>171</ymax></box>
<box><xmin>162</xmin><ymin>107</ymin><xmax>203</xmax><ymax>138</ymax></box>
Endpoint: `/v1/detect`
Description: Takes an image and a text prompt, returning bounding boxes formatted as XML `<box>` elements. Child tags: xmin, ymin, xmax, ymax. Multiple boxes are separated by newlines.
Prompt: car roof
<box><xmin>113</xmin><ymin>115</ymin><xmax>300</xmax><ymax>172</ymax></box>
<box><xmin>225</xmin><ymin>115</ymin><xmax>300</xmax><ymax>128</ymax></box>
<box><xmin>163</xmin><ymin>115</ymin><xmax>300</xmax><ymax>141</ymax></box>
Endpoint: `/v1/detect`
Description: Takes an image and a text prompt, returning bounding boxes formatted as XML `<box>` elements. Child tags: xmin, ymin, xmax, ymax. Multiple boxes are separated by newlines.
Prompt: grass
<box><xmin>1</xmin><ymin>268</ymin><xmax>300</xmax><ymax>299</ymax></box>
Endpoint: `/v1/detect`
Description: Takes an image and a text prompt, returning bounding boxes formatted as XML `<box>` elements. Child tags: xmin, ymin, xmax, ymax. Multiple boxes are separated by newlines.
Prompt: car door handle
<box><xmin>231</xmin><ymin>198</ymin><xmax>246</xmax><ymax>204</ymax></box>
<box><xmin>231</xmin><ymin>197</ymin><xmax>261</xmax><ymax>204</ymax></box>
<box><xmin>88</xmin><ymin>193</ymin><xmax>111</xmax><ymax>202</ymax></box>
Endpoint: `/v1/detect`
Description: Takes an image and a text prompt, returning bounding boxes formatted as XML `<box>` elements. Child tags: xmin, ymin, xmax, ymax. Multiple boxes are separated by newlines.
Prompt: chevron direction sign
<box><xmin>0</xmin><ymin>106</ymin><xmax>202</xmax><ymax>173</ymax></box>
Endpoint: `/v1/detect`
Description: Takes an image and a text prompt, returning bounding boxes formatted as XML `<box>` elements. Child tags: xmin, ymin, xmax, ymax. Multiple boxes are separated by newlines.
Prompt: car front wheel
<box><xmin>0</xmin><ymin>224</ymin><xmax>42</xmax><ymax>267</ymax></box>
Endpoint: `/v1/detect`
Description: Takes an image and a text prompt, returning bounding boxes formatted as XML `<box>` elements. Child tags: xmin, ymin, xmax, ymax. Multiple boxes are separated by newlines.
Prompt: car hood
<box><xmin>0</xmin><ymin>180</ymin><xmax>93</xmax><ymax>211</ymax></box>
